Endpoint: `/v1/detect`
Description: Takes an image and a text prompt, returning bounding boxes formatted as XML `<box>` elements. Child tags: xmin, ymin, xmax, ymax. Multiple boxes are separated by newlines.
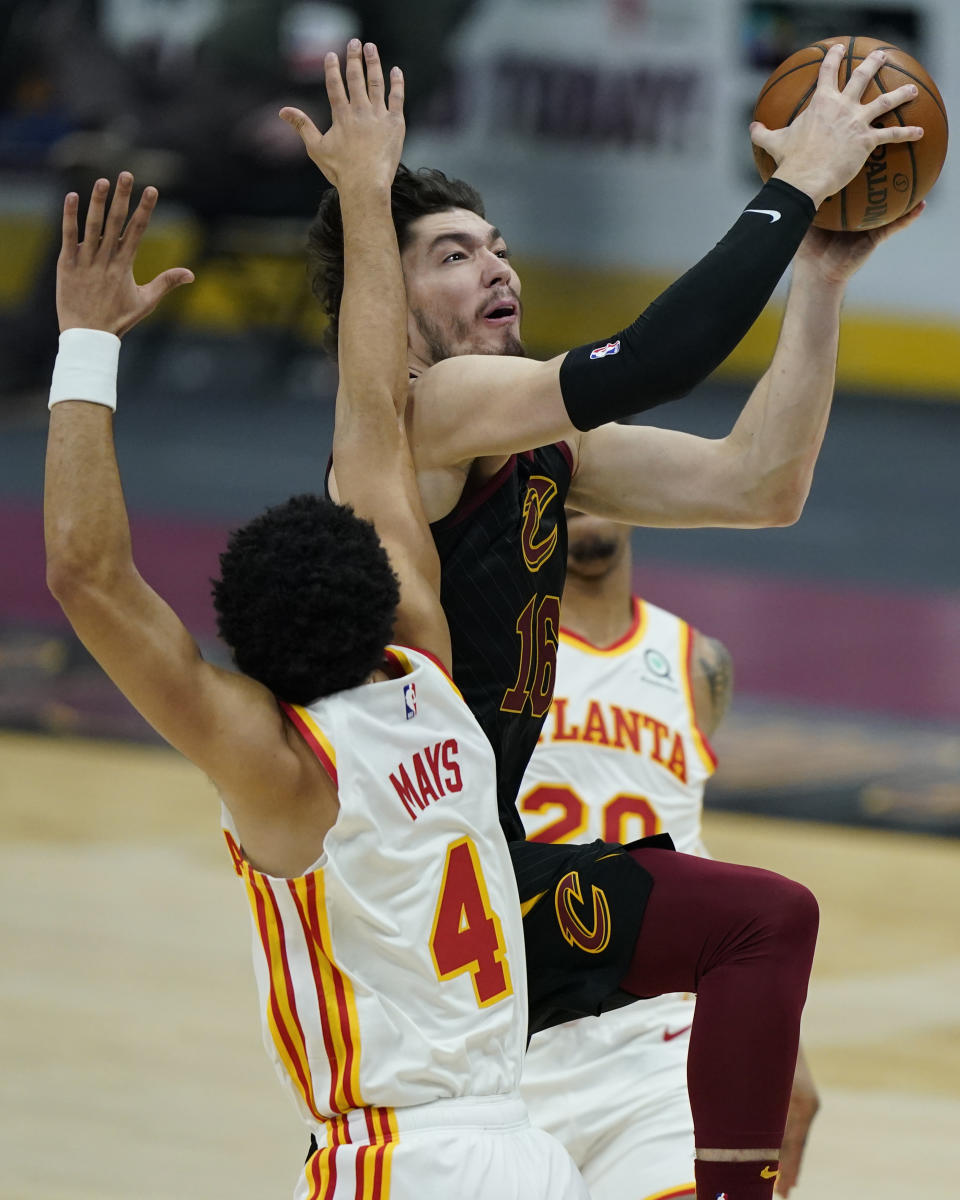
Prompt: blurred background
<box><xmin>1</xmin><ymin>0</ymin><xmax>958</xmax><ymax>1197</ymax></box>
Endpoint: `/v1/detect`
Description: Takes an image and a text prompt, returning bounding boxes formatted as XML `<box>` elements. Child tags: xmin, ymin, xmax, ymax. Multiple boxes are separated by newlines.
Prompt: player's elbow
<box><xmin>46</xmin><ymin>551</ymin><xmax>93</xmax><ymax>608</ymax></box>
<box><xmin>723</xmin><ymin>479</ymin><xmax>806</xmax><ymax>528</ymax></box>
<box><xmin>759</xmin><ymin>485</ymin><xmax>807</xmax><ymax>526</ymax></box>
<box><xmin>46</xmin><ymin>543</ymin><xmax>120</xmax><ymax>612</ymax></box>
<box><xmin>720</xmin><ymin>468</ymin><xmax>807</xmax><ymax>527</ymax></box>
<box><xmin>741</xmin><ymin>458</ymin><xmax>811</xmax><ymax>527</ymax></box>
<box><xmin>46</xmin><ymin>528</ymin><xmax>81</xmax><ymax>600</ymax></box>
<box><xmin>753</xmin><ymin>480</ymin><xmax>806</xmax><ymax>528</ymax></box>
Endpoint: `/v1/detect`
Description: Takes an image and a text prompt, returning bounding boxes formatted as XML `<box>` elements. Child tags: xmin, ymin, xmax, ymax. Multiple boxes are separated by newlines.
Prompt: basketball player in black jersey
<box><xmin>293</xmin><ymin>44</ymin><xmax>925</xmax><ymax>851</ymax></box>
<box><xmin>282</xmin><ymin>41</ymin><xmax>925</xmax><ymax>1200</ymax></box>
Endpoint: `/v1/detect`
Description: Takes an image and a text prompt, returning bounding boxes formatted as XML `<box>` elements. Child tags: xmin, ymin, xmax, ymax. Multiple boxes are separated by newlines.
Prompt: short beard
<box><xmin>412</xmin><ymin>306</ymin><xmax>526</xmax><ymax>364</ymax></box>
<box><xmin>568</xmin><ymin>533</ymin><xmax>621</xmax><ymax>570</ymax></box>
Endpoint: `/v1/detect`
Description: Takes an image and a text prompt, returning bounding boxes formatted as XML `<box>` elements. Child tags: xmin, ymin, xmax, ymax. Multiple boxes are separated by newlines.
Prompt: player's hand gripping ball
<box><xmin>753</xmin><ymin>35</ymin><xmax>948</xmax><ymax>230</ymax></box>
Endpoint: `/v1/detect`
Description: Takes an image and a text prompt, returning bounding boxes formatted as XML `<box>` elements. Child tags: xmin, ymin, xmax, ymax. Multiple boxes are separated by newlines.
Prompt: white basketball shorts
<box><xmin>521</xmin><ymin>1003</ymin><xmax>696</xmax><ymax>1200</ymax></box>
<box><xmin>294</xmin><ymin>1092</ymin><xmax>588</xmax><ymax>1200</ymax></box>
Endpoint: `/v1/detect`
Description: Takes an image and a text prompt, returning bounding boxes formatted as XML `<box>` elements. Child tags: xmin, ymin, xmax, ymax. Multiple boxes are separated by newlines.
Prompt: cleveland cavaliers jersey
<box><xmin>518</xmin><ymin>598</ymin><xmax>715</xmax><ymax>1082</ymax></box>
<box><xmin>222</xmin><ymin>646</ymin><xmax>528</xmax><ymax>1133</ymax></box>
<box><xmin>430</xmin><ymin>444</ymin><xmax>573</xmax><ymax>841</ymax></box>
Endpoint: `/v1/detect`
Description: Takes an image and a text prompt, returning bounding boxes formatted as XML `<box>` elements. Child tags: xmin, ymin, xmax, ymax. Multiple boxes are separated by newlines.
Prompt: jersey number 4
<box><xmin>430</xmin><ymin>837</ymin><xmax>513</xmax><ymax>1008</ymax></box>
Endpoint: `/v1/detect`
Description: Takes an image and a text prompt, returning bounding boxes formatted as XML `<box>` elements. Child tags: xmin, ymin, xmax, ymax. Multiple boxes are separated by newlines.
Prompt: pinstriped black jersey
<box><xmin>430</xmin><ymin>443</ymin><xmax>573</xmax><ymax>841</ymax></box>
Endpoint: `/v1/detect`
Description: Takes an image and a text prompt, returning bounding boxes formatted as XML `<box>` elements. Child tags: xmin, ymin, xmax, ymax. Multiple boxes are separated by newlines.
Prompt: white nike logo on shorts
<box><xmin>744</xmin><ymin>208</ymin><xmax>782</xmax><ymax>222</ymax></box>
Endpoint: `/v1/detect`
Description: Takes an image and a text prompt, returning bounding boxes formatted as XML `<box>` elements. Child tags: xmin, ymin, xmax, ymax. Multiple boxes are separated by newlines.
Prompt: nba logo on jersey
<box><xmin>715</xmin><ymin>1193</ymin><xmax>728</xmax><ymax>1199</ymax></box>
<box><xmin>403</xmin><ymin>682</ymin><xmax>417</xmax><ymax>720</ymax></box>
<box><xmin>590</xmin><ymin>340</ymin><xmax>621</xmax><ymax>360</ymax></box>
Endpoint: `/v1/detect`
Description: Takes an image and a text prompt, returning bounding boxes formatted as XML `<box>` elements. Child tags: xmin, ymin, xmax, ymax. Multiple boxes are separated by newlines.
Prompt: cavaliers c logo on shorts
<box><xmin>554</xmin><ymin>870</ymin><xmax>611</xmax><ymax>954</ymax></box>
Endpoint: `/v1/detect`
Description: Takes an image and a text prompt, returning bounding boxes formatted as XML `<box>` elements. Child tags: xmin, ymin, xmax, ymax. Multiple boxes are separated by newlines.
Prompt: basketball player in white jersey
<box><xmin>43</xmin><ymin>44</ymin><xmax>586</xmax><ymax>1200</ymax></box>
<box><xmin>518</xmin><ymin>513</ymin><xmax>818</xmax><ymax>1200</ymax></box>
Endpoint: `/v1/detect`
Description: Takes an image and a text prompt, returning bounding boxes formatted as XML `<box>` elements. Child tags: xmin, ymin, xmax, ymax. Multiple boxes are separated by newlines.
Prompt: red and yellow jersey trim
<box><xmin>381</xmin><ymin>646</ymin><xmax>415</xmax><ymax>678</ymax></box>
<box><xmin>558</xmin><ymin>597</ymin><xmax>647</xmax><ymax>657</ymax></box>
<box><xmin>282</xmin><ymin>701</ymin><xmax>338</xmax><ymax>786</ymax></box>
<box><xmin>303</xmin><ymin>1106</ymin><xmax>400</xmax><ymax>1200</ymax></box>
<box><xmin>287</xmin><ymin>870</ymin><xmax>364</xmax><ymax>1114</ymax></box>
<box><xmin>243</xmin><ymin>860</ymin><xmax>326</xmax><ymax>1121</ymax></box>
<box><xmin>643</xmin><ymin>1185</ymin><xmax>697</xmax><ymax>1200</ymax></box>
<box><xmin>678</xmin><ymin>622</ymin><xmax>717</xmax><ymax>773</ymax></box>
<box><xmin>222</xmin><ymin>830</ymin><xmax>366</xmax><ymax>1123</ymax></box>
<box><xmin>388</xmin><ymin>644</ymin><xmax>466</xmax><ymax>704</ymax></box>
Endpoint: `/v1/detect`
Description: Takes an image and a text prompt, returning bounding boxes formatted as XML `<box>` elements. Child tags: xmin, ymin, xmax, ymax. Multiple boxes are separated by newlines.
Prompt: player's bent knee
<box><xmin>759</xmin><ymin>873</ymin><xmax>819</xmax><ymax>959</ymax></box>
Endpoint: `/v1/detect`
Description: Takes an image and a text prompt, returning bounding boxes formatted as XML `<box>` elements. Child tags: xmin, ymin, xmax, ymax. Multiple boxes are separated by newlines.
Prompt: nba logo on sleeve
<box><xmin>590</xmin><ymin>340</ymin><xmax>620</xmax><ymax>360</ymax></box>
<box><xmin>403</xmin><ymin>682</ymin><xmax>417</xmax><ymax>720</ymax></box>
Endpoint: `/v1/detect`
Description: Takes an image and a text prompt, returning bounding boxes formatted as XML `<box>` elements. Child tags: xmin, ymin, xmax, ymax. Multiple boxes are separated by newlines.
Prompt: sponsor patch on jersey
<box><xmin>644</xmin><ymin>647</ymin><xmax>671</xmax><ymax>678</ymax></box>
<box><xmin>641</xmin><ymin>646</ymin><xmax>678</xmax><ymax>691</ymax></box>
<box><xmin>589</xmin><ymin>339</ymin><xmax>621</xmax><ymax>360</ymax></box>
<box><xmin>403</xmin><ymin>682</ymin><xmax>417</xmax><ymax>720</ymax></box>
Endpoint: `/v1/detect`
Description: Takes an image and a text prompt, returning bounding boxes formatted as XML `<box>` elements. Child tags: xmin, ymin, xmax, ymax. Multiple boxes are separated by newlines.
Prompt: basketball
<box><xmin>753</xmin><ymin>36</ymin><xmax>949</xmax><ymax>231</ymax></box>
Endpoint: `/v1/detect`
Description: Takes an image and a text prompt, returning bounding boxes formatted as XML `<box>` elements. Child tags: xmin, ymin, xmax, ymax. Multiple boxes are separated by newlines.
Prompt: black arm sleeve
<box><xmin>559</xmin><ymin>178</ymin><xmax>816</xmax><ymax>432</ymax></box>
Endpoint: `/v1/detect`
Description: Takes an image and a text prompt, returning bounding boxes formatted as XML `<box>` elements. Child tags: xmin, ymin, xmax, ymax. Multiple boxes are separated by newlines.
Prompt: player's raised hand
<box><xmin>279</xmin><ymin>40</ymin><xmax>404</xmax><ymax>194</ymax></box>
<box><xmin>57</xmin><ymin>173</ymin><xmax>194</xmax><ymax>337</ymax></box>
<box><xmin>795</xmin><ymin>198</ymin><xmax>926</xmax><ymax>285</ymax></box>
<box><xmin>752</xmin><ymin>44</ymin><xmax>924</xmax><ymax>208</ymax></box>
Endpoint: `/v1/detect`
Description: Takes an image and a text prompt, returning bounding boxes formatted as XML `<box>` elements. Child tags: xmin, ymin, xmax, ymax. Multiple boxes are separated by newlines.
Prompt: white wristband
<box><xmin>48</xmin><ymin>328</ymin><xmax>122</xmax><ymax>411</ymax></box>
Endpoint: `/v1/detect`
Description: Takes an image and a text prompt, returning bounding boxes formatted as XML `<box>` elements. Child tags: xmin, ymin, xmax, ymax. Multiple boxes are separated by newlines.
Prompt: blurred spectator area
<box><xmin>0</xmin><ymin>0</ymin><xmax>479</xmax><ymax>382</ymax></box>
<box><xmin>0</xmin><ymin>175</ymin><xmax>321</xmax><ymax>340</ymax></box>
<box><xmin>2</xmin><ymin>0</ymin><xmax>960</xmax><ymax>839</ymax></box>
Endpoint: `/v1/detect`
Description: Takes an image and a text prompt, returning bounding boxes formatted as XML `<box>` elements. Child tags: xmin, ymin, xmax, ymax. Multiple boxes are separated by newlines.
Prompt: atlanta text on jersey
<box><xmin>538</xmin><ymin>696</ymin><xmax>690</xmax><ymax>783</ymax></box>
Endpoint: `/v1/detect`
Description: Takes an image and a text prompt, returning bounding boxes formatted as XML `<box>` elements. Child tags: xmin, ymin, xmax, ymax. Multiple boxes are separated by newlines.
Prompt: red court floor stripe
<box><xmin>6</xmin><ymin>502</ymin><xmax>960</xmax><ymax>720</ymax></box>
<box><xmin>636</xmin><ymin>563</ymin><xmax>960</xmax><ymax>721</ymax></box>
<box><xmin>3</xmin><ymin>503</ymin><xmax>227</xmax><ymax>638</ymax></box>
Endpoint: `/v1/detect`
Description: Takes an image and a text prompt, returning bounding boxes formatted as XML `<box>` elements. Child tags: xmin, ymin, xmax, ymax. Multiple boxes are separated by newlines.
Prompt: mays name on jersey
<box><xmin>539</xmin><ymin>696</ymin><xmax>690</xmax><ymax>783</ymax></box>
<box><xmin>390</xmin><ymin>739</ymin><xmax>465</xmax><ymax>819</ymax></box>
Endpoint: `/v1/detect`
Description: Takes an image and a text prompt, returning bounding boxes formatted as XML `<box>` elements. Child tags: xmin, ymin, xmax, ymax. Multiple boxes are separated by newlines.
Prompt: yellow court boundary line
<box><xmin>515</xmin><ymin>259</ymin><xmax>960</xmax><ymax>399</ymax></box>
<box><xmin>4</xmin><ymin>217</ymin><xmax>957</xmax><ymax>395</ymax></box>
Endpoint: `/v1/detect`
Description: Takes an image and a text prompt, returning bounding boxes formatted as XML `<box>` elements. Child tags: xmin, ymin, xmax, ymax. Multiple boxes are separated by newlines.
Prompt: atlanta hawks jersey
<box><xmin>517</xmin><ymin>596</ymin><xmax>715</xmax><ymax>855</ymax></box>
<box><xmin>221</xmin><ymin>646</ymin><xmax>528</xmax><ymax>1131</ymax></box>
<box><xmin>517</xmin><ymin>599</ymin><xmax>717</xmax><ymax>1198</ymax></box>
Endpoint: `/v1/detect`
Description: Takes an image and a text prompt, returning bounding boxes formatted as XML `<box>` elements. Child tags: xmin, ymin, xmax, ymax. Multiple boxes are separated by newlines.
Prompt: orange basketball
<box><xmin>753</xmin><ymin>36</ymin><xmax>949</xmax><ymax>230</ymax></box>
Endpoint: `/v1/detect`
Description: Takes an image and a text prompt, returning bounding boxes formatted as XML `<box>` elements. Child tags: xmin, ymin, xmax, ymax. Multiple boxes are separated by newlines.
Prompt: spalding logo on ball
<box><xmin>753</xmin><ymin>36</ymin><xmax>949</xmax><ymax>230</ymax></box>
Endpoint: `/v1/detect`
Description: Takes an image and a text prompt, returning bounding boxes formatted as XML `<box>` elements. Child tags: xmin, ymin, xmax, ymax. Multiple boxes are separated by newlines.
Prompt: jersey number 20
<box><xmin>430</xmin><ymin>837</ymin><xmax>513</xmax><ymax>1008</ymax></box>
<box><xmin>520</xmin><ymin>783</ymin><xmax>661</xmax><ymax>844</ymax></box>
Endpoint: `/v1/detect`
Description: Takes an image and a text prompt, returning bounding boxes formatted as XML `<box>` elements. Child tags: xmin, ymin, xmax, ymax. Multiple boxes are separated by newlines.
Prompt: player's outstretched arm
<box><xmin>569</xmin><ymin>202</ymin><xmax>926</xmax><ymax>528</ymax></box>
<box><xmin>44</xmin><ymin>176</ymin><xmax>303</xmax><ymax>802</ymax></box>
<box><xmin>283</xmin><ymin>42</ymin><xmax>451</xmax><ymax>669</ymax></box>
<box><xmin>408</xmin><ymin>47</ymin><xmax>923</xmax><ymax>472</ymax></box>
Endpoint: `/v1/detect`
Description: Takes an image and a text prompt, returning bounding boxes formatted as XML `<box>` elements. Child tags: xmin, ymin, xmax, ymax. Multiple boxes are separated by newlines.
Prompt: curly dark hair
<box><xmin>307</xmin><ymin>162</ymin><xmax>485</xmax><ymax>356</ymax></box>
<box><xmin>211</xmin><ymin>494</ymin><xmax>400</xmax><ymax>704</ymax></box>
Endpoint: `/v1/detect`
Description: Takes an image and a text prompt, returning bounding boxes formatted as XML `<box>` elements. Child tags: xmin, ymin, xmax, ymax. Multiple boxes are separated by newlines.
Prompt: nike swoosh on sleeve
<box><xmin>744</xmin><ymin>208</ymin><xmax>782</xmax><ymax>222</ymax></box>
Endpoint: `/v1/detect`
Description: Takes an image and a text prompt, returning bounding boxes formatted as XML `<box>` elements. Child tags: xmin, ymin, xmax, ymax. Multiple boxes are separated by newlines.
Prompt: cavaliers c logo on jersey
<box><xmin>554</xmin><ymin>870</ymin><xmax>611</xmax><ymax>954</ymax></box>
<box><xmin>520</xmin><ymin>476</ymin><xmax>560</xmax><ymax>572</ymax></box>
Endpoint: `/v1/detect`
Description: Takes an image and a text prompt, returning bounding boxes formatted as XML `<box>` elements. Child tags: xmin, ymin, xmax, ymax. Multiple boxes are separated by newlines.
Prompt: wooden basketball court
<box><xmin>2</xmin><ymin>730</ymin><xmax>957</xmax><ymax>1198</ymax></box>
